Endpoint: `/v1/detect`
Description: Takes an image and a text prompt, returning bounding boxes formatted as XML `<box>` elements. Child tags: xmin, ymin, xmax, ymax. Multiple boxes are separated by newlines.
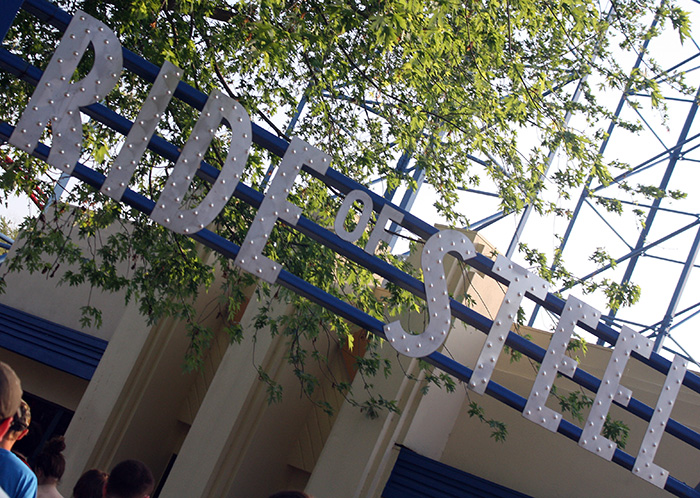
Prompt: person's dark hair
<box><xmin>34</xmin><ymin>436</ymin><xmax>66</xmax><ymax>481</ymax></box>
<box><xmin>9</xmin><ymin>399</ymin><xmax>30</xmax><ymax>434</ymax></box>
<box><xmin>268</xmin><ymin>492</ymin><xmax>311</xmax><ymax>498</ymax></box>
<box><xmin>105</xmin><ymin>459</ymin><xmax>154</xmax><ymax>498</ymax></box>
<box><xmin>73</xmin><ymin>469</ymin><xmax>109</xmax><ymax>498</ymax></box>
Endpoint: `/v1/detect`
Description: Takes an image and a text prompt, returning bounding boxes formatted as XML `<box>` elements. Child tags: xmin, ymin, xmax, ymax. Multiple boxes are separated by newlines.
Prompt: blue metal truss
<box><xmin>410</xmin><ymin>0</ymin><xmax>700</xmax><ymax>365</ymax></box>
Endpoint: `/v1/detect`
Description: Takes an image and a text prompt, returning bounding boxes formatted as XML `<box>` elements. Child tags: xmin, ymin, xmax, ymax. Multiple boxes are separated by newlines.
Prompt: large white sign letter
<box><xmin>633</xmin><ymin>355</ymin><xmax>687</xmax><ymax>489</ymax></box>
<box><xmin>365</xmin><ymin>204</ymin><xmax>404</xmax><ymax>254</ymax></box>
<box><xmin>334</xmin><ymin>189</ymin><xmax>373</xmax><ymax>243</ymax></box>
<box><xmin>235</xmin><ymin>137</ymin><xmax>330</xmax><ymax>283</ymax></box>
<box><xmin>469</xmin><ymin>255</ymin><xmax>549</xmax><ymax>394</ymax></box>
<box><xmin>10</xmin><ymin>11</ymin><xmax>122</xmax><ymax>173</ymax></box>
<box><xmin>385</xmin><ymin>230</ymin><xmax>477</xmax><ymax>357</ymax></box>
<box><xmin>150</xmin><ymin>90</ymin><xmax>251</xmax><ymax>234</ymax></box>
<box><xmin>579</xmin><ymin>326</ymin><xmax>652</xmax><ymax>459</ymax></box>
<box><xmin>523</xmin><ymin>296</ymin><xmax>600</xmax><ymax>431</ymax></box>
<box><xmin>101</xmin><ymin>62</ymin><xmax>182</xmax><ymax>200</ymax></box>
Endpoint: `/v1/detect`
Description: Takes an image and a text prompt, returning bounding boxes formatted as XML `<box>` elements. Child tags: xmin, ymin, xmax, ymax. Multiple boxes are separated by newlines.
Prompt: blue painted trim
<box><xmin>0</xmin><ymin>301</ymin><xmax>107</xmax><ymax>380</ymax></box>
<box><xmin>383</xmin><ymin>446</ymin><xmax>533</xmax><ymax>498</ymax></box>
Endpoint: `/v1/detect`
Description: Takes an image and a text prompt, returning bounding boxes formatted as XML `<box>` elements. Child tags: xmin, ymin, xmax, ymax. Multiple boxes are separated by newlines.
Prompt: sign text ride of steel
<box><xmin>3</xmin><ymin>8</ymin><xmax>700</xmax><ymax>496</ymax></box>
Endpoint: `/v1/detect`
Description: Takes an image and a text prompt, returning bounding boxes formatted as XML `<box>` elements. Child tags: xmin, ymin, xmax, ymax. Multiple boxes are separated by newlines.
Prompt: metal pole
<box><xmin>505</xmin><ymin>6</ymin><xmax>614</xmax><ymax>258</ymax></box>
<box><xmin>606</xmin><ymin>86</ymin><xmax>700</xmax><ymax>333</ymax></box>
<box><xmin>654</xmin><ymin>224</ymin><xmax>700</xmax><ymax>352</ymax></box>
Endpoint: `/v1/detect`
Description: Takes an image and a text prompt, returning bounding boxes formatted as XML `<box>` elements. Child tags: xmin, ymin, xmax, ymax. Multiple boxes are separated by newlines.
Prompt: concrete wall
<box><xmin>0</xmin><ymin>206</ymin><xmax>145</xmax><ymax>342</ymax></box>
<box><xmin>156</xmin><ymin>286</ymin><xmax>353</xmax><ymax>498</ymax></box>
<box><xmin>0</xmin><ymin>348</ymin><xmax>87</xmax><ymax>411</ymax></box>
<box><xmin>58</xmin><ymin>256</ymin><xmax>250</xmax><ymax>495</ymax></box>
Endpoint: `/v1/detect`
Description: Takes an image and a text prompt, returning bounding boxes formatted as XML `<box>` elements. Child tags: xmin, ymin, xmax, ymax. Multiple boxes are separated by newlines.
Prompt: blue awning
<box><xmin>383</xmin><ymin>446</ymin><xmax>533</xmax><ymax>498</ymax></box>
<box><xmin>0</xmin><ymin>301</ymin><xmax>107</xmax><ymax>380</ymax></box>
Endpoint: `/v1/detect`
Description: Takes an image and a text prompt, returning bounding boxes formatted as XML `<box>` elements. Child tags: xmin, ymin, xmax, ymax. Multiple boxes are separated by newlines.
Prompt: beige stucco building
<box><xmin>0</xmin><ymin>221</ymin><xmax>698</xmax><ymax>497</ymax></box>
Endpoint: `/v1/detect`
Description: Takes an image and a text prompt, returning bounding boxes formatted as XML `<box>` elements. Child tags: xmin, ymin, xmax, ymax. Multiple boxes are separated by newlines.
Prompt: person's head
<box><xmin>3</xmin><ymin>399</ymin><xmax>31</xmax><ymax>444</ymax></box>
<box><xmin>105</xmin><ymin>460</ymin><xmax>154</xmax><ymax>498</ymax></box>
<box><xmin>34</xmin><ymin>436</ymin><xmax>66</xmax><ymax>484</ymax></box>
<box><xmin>0</xmin><ymin>362</ymin><xmax>22</xmax><ymax>439</ymax></box>
<box><xmin>72</xmin><ymin>469</ymin><xmax>108</xmax><ymax>498</ymax></box>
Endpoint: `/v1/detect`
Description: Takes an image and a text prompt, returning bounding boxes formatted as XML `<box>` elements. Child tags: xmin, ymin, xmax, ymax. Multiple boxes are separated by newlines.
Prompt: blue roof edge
<box><xmin>0</xmin><ymin>301</ymin><xmax>108</xmax><ymax>380</ymax></box>
<box><xmin>383</xmin><ymin>445</ymin><xmax>533</xmax><ymax>498</ymax></box>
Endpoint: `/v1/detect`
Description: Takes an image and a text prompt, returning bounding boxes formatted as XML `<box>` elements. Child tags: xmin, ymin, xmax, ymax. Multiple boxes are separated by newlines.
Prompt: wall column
<box><xmin>59</xmin><ymin>304</ymin><xmax>150</xmax><ymax>492</ymax></box>
<box><xmin>157</xmin><ymin>293</ymin><xmax>293</xmax><ymax>498</ymax></box>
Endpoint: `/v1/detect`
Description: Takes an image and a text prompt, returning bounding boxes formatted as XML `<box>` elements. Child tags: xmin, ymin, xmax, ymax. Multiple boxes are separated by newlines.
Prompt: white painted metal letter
<box><xmin>10</xmin><ymin>11</ymin><xmax>122</xmax><ymax>173</ymax></box>
<box><xmin>579</xmin><ymin>326</ymin><xmax>652</xmax><ymax>460</ymax></box>
<box><xmin>385</xmin><ymin>230</ymin><xmax>476</xmax><ymax>357</ymax></box>
<box><xmin>633</xmin><ymin>355</ymin><xmax>687</xmax><ymax>488</ymax></box>
<box><xmin>235</xmin><ymin>137</ymin><xmax>330</xmax><ymax>283</ymax></box>
<box><xmin>469</xmin><ymin>255</ymin><xmax>549</xmax><ymax>394</ymax></box>
<box><xmin>523</xmin><ymin>296</ymin><xmax>600</xmax><ymax>431</ymax></box>
<box><xmin>334</xmin><ymin>189</ymin><xmax>373</xmax><ymax>243</ymax></box>
<box><xmin>101</xmin><ymin>62</ymin><xmax>182</xmax><ymax>200</ymax></box>
<box><xmin>365</xmin><ymin>204</ymin><xmax>403</xmax><ymax>254</ymax></box>
<box><xmin>150</xmin><ymin>90</ymin><xmax>251</xmax><ymax>234</ymax></box>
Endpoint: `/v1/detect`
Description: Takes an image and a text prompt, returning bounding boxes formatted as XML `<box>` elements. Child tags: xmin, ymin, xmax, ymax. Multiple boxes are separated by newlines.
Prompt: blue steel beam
<box><xmin>645</xmin><ymin>253</ymin><xmax>700</xmax><ymax>270</ymax></box>
<box><xmin>0</xmin><ymin>0</ymin><xmax>23</xmax><ymax>42</ymax></box>
<box><xmin>563</xmin><ymin>301</ymin><xmax>700</xmax><ymax>340</ymax></box>
<box><xmin>260</xmin><ymin>89</ymin><xmax>309</xmax><ymax>190</ymax></box>
<box><xmin>387</xmin><ymin>160</ymin><xmax>426</xmax><ymax>250</ymax></box>
<box><xmin>556</xmin><ymin>218</ymin><xmax>700</xmax><ymax>294</ymax></box>
<box><xmin>591</xmin><ymin>196</ymin><xmax>700</xmax><ymax>218</ymax></box>
<box><xmin>469</xmin><ymin>210</ymin><xmax>510</xmax><ymax>231</ymax></box>
<box><xmin>504</xmin><ymin>7</ymin><xmax>614</xmax><ymax>259</ymax></box>
<box><xmin>44</xmin><ymin>172</ymin><xmax>70</xmax><ymax>209</ymax></box>
<box><xmin>383</xmin><ymin>150</ymin><xmax>414</xmax><ymax>204</ymax></box>
<box><xmin>584</xmin><ymin>197</ymin><xmax>635</xmax><ymax>249</ymax></box>
<box><xmin>654</xmin><ymin>224</ymin><xmax>700</xmax><ymax>352</ymax></box>
<box><xmin>669</xmin><ymin>302</ymin><xmax>700</xmax><ymax>331</ymax></box>
<box><xmin>591</xmin><ymin>132</ymin><xmax>700</xmax><ymax>194</ymax></box>
<box><xmin>528</xmin><ymin>1</ymin><xmax>679</xmax><ymax>328</ymax></box>
<box><xmin>662</xmin><ymin>334</ymin><xmax>700</xmax><ymax>367</ymax></box>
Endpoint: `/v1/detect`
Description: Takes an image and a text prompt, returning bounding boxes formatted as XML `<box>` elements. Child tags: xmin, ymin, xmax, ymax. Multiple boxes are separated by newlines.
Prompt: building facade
<box><xmin>0</xmin><ymin>221</ymin><xmax>698</xmax><ymax>497</ymax></box>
